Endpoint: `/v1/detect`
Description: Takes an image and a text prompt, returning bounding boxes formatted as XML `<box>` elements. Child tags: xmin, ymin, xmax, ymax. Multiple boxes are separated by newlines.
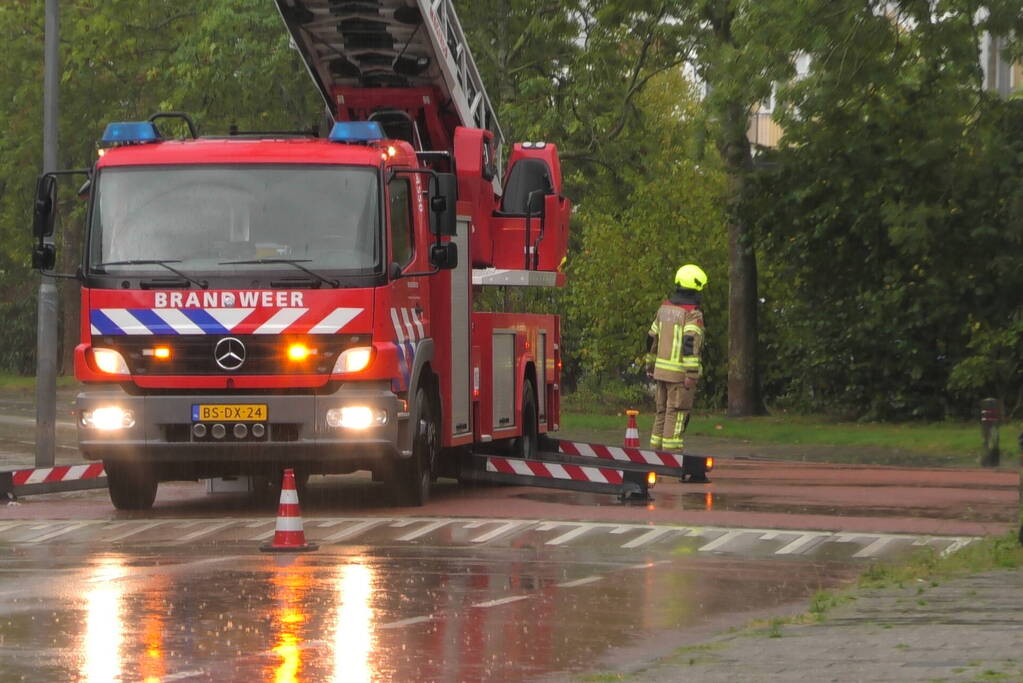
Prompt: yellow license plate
<box><xmin>192</xmin><ymin>404</ymin><xmax>267</xmax><ymax>422</ymax></box>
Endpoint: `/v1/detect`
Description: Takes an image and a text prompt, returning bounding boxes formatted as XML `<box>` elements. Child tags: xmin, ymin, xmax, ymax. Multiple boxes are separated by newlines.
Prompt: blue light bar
<box><xmin>328</xmin><ymin>121</ymin><xmax>385</xmax><ymax>144</ymax></box>
<box><xmin>101</xmin><ymin>121</ymin><xmax>160</xmax><ymax>146</ymax></box>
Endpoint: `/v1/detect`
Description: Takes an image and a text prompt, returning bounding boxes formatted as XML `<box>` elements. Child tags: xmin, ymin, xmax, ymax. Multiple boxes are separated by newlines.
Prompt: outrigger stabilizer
<box><xmin>460</xmin><ymin>439</ymin><xmax>713</xmax><ymax>502</ymax></box>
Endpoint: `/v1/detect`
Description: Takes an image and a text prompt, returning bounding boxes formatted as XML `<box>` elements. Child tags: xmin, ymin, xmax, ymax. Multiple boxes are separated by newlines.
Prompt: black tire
<box><xmin>393</xmin><ymin>387</ymin><xmax>438</xmax><ymax>507</ymax></box>
<box><xmin>513</xmin><ymin>381</ymin><xmax>539</xmax><ymax>461</ymax></box>
<box><xmin>104</xmin><ymin>460</ymin><xmax>158</xmax><ymax>511</ymax></box>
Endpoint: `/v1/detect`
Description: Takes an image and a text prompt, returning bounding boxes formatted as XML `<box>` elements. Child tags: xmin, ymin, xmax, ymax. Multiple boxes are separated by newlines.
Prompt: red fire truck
<box><xmin>30</xmin><ymin>0</ymin><xmax>709</xmax><ymax>510</ymax></box>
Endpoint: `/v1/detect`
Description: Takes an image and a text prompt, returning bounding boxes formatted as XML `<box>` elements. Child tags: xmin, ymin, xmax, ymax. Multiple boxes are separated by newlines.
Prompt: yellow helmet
<box><xmin>674</xmin><ymin>264</ymin><xmax>707</xmax><ymax>291</ymax></box>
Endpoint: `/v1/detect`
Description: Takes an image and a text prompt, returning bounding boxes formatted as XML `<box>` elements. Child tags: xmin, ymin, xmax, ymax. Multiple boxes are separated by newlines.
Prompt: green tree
<box><xmin>0</xmin><ymin>0</ymin><xmax>320</xmax><ymax>373</ymax></box>
<box><xmin>567</xmin><ymin>71</ymin><xmax>728</xmax><ymax>406</ymax></box>
<box><xmin>755</xmin><ymin>1</ymin><xmax>1023</xmax><ymax>418</ymax></box>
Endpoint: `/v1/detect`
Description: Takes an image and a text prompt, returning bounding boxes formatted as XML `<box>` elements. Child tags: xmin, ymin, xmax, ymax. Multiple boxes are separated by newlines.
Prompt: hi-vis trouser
<box><xmin>650</xmin><ymin>380</ymin><xmax>696</xmax><ymax>451</ymax></box>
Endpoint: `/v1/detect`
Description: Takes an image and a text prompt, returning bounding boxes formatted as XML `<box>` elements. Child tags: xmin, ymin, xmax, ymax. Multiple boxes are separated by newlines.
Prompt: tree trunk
<box><xmin>718</xmin><ymin>103</ymin><xmax>762</xmax><ymax>417</ymax></box>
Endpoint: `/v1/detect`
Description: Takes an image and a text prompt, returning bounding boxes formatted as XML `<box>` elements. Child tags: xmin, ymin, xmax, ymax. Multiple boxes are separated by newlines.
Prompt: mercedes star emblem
<box><xmin>214</xmin><ymin>337</ymin><xmax>246</xmax><ymax>371</ymax></box>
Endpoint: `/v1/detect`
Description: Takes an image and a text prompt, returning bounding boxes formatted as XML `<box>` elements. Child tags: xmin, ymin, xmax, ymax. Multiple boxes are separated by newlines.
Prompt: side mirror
<box><xmin>429</xmin><ymin>173</ymin><xmax>457</xmax><ymax>236</ymax></box>
<box><xmin>77</xmin><ymin>178</ymin><xmax>92</xmax><ymax>198</ymax></box>
<box><xmin>429</xmin><ymin>242</ymin><xmax>457</xmax><ymax>270</ymax></box>
<box><xmin>32</xmin><ymin>243</ymin><xmax>56</xmax><ymax>271</ymax></box>
<box><xmin>33</xmin><ymin>175</ymin><xmax>57</xmax><ymax>239</ymax></box>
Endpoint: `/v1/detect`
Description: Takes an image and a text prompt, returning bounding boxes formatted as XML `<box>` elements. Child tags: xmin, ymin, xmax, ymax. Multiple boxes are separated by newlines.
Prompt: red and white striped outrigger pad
<box><xmin>556</xmin><ymin>440</ymin><xmax>685</xmax><ymax>470</ymax></box>
<box><xmin>11</xmin><ymin>463</ymin><xmax>106</xmax><ymax>487</ymax></box>
<box><xmin>485</xmin><ymin>456</ymin><xmax>624</xmax><ymax>485</ymax></box>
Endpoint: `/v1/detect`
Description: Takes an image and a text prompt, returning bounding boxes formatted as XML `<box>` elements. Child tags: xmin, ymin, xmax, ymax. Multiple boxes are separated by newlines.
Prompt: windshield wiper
<box><xmin>96</xmin><ymin>260</ymin><xmax>208</xmax><ymax>289</ymax></box>
<box><xmin>218</xmin><ymin>258</ymin><xmax>339</xmax><ymax>288</ymax></box>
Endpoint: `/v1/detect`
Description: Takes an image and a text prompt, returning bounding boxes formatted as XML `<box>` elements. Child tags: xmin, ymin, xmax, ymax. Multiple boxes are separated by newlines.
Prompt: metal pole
<box><xmin>36</xmin><ymin>0</ymin><xmax>60</xmax><ymax>467</ymax></box>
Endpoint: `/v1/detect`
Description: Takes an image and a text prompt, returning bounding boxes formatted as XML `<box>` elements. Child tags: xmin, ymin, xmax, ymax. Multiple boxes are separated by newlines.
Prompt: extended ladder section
<box><xmin>275</xmin><ymin>0</ymin><xmax>503</xmax><ymax>161</ymax></box>
<box><xmin>276</xmin><ymin>0</ymin><xmax>572</xmax><ymax>278</ymax></box>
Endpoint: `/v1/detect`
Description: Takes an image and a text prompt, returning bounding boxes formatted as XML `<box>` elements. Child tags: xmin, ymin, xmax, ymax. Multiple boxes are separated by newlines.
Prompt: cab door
<box><xmin>386</xmin><ymin>173</ymin><xmax>427</xmax><ymax>390</ymax></box>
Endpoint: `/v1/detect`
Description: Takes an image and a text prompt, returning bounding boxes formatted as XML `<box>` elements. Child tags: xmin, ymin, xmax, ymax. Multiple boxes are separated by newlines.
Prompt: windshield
<box><xmin>89</xmin><ymin>165</ymin><xmax>381</xmax><ymax>275</ymax></box>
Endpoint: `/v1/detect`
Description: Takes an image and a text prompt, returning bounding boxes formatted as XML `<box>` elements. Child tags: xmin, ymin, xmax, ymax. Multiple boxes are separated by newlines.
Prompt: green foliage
<box><xmin>564</xmin><ymin>73</ymin><xmax>728</xmax><ymax>406</ymax></box>
<box><xmin>754</xmin><ymin>0</ymin><xmax>1023</xmax><ymax>419</ymax></box>
<box><xmin>0</xmin><ymin>0</ymin><xmax>321</xmax><ymax>372</ymax></box>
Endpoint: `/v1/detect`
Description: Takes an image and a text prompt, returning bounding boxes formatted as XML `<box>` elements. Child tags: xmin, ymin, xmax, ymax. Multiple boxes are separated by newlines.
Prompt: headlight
<box><xmin>90</xmin><ymin>348</ymin><xmax>130</xmax><ymax>375</ymax></box>
<box><xmin>332</xmin><ymin>346</ymin><xmax>374</xmax><ymax>374</ymax></box>
<box><xmin>81</xmin><ymin>406</ymin><xmax>135</xmax><ymax>431</ymax></box>
<box><xmin>326</xmin><ymin>406</ymin><xmax>387</xmax><ymax>429</ymax></box>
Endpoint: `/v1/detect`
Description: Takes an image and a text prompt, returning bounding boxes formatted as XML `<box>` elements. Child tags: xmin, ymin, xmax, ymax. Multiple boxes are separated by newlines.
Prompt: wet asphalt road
<box><xmin>0</xmin><ymin>468</ymin><xmax>1011</xmax><ymax>682</ymax></box>
<box><xmin>0</xmin><ymin>389</ymin><xmax>1017</xmax><ymax>681</ymax></box>
<box><xmin>1</xmin><ymin>539</ymin><xmax>863</xmax><ymax>682</ymax></box>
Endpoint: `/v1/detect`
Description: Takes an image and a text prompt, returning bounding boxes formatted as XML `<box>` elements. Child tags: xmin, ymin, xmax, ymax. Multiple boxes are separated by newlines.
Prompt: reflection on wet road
<box><xmin>1</xmin><ymin>457</ymin><xmax>1012</xmax><ymax>680</ymax></box>
<box><xmin>0</xmin><ymin>515</ymin><xmax>975</xmax><ymax>681</ymax></box>
<box><xmin>1</xmin><ymin>543</ymin><xmax>857</xmax><ymax>681</ymax></box>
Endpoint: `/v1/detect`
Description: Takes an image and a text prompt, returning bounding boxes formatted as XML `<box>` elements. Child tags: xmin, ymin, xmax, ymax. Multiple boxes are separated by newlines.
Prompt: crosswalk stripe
<box><xmin>545</xmin><ymin>524</ymin><xmax>593</xmax><ymax>546</ymax></box>
<box><xmin>775</xmin><ymin>532</ymin><xmax>831</xmax><ymax>555</ymax></box>
<box><xmin>621</xmin><ymin>527</ymin><xmax>673</xmax><ymax>549</ymax></box>
<box><xmin>396</xmin><ymin>520</ymin><xmax>449</xmax><ymax>541</ymax></box>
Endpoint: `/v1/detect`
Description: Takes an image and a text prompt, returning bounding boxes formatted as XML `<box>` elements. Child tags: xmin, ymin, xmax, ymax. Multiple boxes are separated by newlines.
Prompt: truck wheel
<box><xmin>103</xmin><ymin>460</ymin><xmax>158</xmax><ymax>511</ymax></box>
<box><xmin>513</xmin><ymin>381</ymin><xmax>539</xmax><ymax>461</ymax></box>
<box><xmin>393</xmin><ymin>387</ymin><xmax>437</xmax><ymax>507</ymax></box>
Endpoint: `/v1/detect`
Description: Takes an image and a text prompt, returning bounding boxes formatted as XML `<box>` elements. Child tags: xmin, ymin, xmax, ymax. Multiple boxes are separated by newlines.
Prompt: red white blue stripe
<box><xmin>90</xmin><ymin>307</ymin><xmax>363</xmax><ymax>336</ymax></box>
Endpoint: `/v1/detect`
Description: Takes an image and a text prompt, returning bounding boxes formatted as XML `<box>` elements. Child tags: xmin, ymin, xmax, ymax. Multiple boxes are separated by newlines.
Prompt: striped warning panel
<box><xmin>12</xmin><ymin>463</ymin><xmax>106</xmax><ymax>487</ymax></box>
<box><xmin>556</xmin><ymin>440</ymin><xmax>685</xmax><ymax>469</ymax></box>
<box><xmin>485</xmin><ymin>456</ymin><xmax>624</xmax><ymax>485</ymax></box>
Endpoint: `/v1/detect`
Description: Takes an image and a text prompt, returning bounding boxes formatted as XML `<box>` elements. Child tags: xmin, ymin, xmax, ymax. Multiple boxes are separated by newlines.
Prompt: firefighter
<box><xmin>645</xmin><ymin>264</ymin><xmax>706</xmax><ymax>453</ymax></box>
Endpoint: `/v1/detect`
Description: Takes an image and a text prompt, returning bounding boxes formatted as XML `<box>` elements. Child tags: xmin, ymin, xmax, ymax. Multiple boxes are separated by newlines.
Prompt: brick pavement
<box><xmin>635</xmin><ymin>568</ymin><xmax>1023</xmax><ymax>682</ymax></box>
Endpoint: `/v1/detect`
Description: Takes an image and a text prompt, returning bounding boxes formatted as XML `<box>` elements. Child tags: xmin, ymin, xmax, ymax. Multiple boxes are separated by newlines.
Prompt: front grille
<box><xmin>94</xmin><ymin>334</ymin><xmax>370</xmax><ymax>376</ymax></box>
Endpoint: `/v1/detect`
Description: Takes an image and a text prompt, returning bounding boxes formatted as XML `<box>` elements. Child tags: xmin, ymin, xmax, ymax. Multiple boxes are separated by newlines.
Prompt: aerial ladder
<box><xmin>273</xmin><ymin>0</ymin><xmax>712</xmax><ymax>499</ymax></box>
<box><xmin>276</xmin><ymin>0</ymin><xmax>503</xmax><ymax>173</ymax></box>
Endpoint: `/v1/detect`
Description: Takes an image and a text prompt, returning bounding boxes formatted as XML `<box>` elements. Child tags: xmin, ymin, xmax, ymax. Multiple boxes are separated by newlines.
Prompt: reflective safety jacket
<box><xmin>647</xmin><ymin>294</ymin><xmax>704</xmax><ymax>383</ymax></box>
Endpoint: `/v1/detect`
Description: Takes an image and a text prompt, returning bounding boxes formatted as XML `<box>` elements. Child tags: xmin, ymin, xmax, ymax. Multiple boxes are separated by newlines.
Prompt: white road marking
<box><xmin>621</xmin><ymin>527</ymin><xmax>673</xmax><ymax>548</ymax></box>
<box><xmin>106</xmin><ymin>521</ymin><xmax>166</xmax><ymax>542</ymax></box>
<box><xmin>321</xmin><ymin>519</ymin><xmax>389</xmax><ymax>542</ymax></box>
<box><xmin>396</xmin><ymin>520</ymin><xmax>449</xmax><ymax>541</ymax></box>
<box><xmin>379</xmin><ymin>615</ymin><xmax>436</xmax><ymax>630</ymax></box>
<box><xmin>473</xmin><ymin>595</ymin><xmax>530</xmax><ymax>608</ymax></box>
<box><xmin>556</xmin><ymin>576</ymin><xmax>603</xmax><ymax>588</ymax></box>
<box><xmin>176</xmin><ymin>521</ymin><xmax>236</xmax><ymax>543</ymax></box>
<box><xmin>535</xmin><ymin>522</ymin><xmax>563</xmax><ymax>532</ymax></box>
<box><xmin>470</xmin><ymin>521</ymin><xmax>526</xmax><ymax>544</ymax></box>
<box><xmin>389</xmin><ymin>520</ymin><xmax>417</xmax><ymax>528</ymax></box>
<box><xmin>23</xmin><ymin>522</ymin><xmax>92</xmax><ymax>543</ymax></box>
<box><xmin>545</xmin><ymin>524</ymin><xmax>593</xmax><ymax>546</ymax></box>
<box><xmin>698</xmin><ymin>530</ymin><xmax>746</xmax><ymax>552</ymax></box>
<box><xmin>774</xmin><ymin>532</ymin><xmax>832</xmax><ymax>555</ymax></box>
<box><xmin>314</xmin><ymin>519</ymin><xmax>348</xmax><ymax>528</ymax></box>
<box><xmin>852</xmin><ymin>535</ymin><xmax>898</xmax><ymax>558</ymax></box>
<box><xmin>940</xmin><ymin>537</ymin><xmax>975</xmax><ymax>557</ymax></box>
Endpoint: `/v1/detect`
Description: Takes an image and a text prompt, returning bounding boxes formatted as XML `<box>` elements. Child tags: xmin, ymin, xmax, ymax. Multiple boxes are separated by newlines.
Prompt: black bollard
<box><xmin>979</xmin><ymin>398</ymin><xmax>1001</xmax><ymax>467</ymax></box>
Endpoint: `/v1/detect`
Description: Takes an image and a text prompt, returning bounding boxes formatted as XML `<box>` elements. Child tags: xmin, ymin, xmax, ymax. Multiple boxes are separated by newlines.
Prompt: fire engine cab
<box><xmin>30</xmin><ymin>0</ymin><xmax>709</xmax><ymax>510</ymax></box>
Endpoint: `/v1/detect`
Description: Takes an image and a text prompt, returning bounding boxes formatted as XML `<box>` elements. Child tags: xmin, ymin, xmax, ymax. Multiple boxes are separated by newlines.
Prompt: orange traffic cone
<box><xmin>260</xmin><ymin>468</ymin><xmax>318</xmax><ymax>553</ymax></box>
<box><xmin>624</xmin><ymin>410</ymin><xmax>640</xmax><ymax>448</ymax></box>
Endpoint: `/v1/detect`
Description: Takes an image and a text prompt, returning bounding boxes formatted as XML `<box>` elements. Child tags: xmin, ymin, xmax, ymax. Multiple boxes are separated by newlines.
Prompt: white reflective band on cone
<box><xmin>274</xmin><ymin>516</ymin><xmax>305</xmax><ymax>532</ymax></box>
<box><xmin>278</xmin><ymin>489</ymin><xmax>299</xmax><ymax>505</ymax></box>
